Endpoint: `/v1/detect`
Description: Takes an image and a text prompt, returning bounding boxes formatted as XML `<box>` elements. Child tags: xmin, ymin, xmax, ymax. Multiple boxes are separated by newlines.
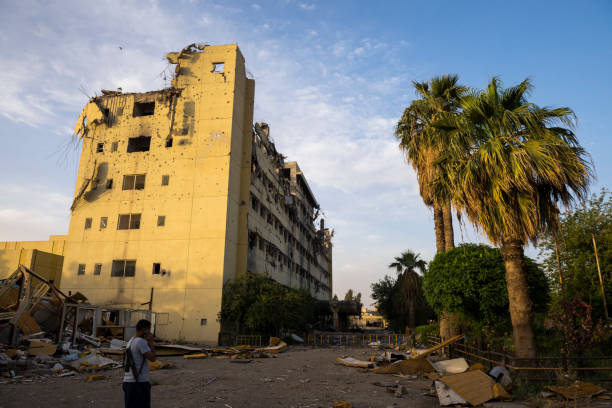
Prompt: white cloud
<box><xmin>251</xmin><ymin>3</ymin><xmax>261</xmax><ymax>10</ymax></box>
<box><xmin>299</xmin><ymin>3</ymin><xmax>316</xmax><ymax>10</ymax></box>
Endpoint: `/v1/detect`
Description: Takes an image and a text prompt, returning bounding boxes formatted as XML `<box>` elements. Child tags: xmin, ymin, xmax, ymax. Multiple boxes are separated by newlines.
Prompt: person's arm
<box><xmin>143</xmin><ymin>333</ymin><xmax>156</xmax><ymax>362</ymax></box>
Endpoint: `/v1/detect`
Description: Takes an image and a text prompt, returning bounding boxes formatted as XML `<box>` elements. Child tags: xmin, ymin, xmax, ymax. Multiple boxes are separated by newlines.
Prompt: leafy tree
<box><xmin>344</xmin><ymin>289</ymin><xmax>354</xmax><ymax>301</ymax></box>
<box><xmin>218</xmin><ymin>272</ymin><xmax>316</xmax><ymax>336</ymax></box>
<box><xmin>436</xmin><ymin>78</ymin><xmax>591</xmax><ymax>358</ymax></box>
<box><xmin>332</xmin><ymin>294</ymin><xmax>339</xmax><ymax>302</ymax></box>
<box><xmin>424</xmin><ymin>244</ymin><xmax>549</xmax><ymax>335</ymax></box>
<box><xmin>538</xmin><ymin>189</ymin><xmax>611</xmax><ymax>321</ymax></box>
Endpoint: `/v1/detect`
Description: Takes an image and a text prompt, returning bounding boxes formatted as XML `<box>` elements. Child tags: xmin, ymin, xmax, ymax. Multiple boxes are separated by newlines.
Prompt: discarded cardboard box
<box><xmin>546</xmin><ymin>381</ymin><xmax>607</xmax><ymax>399</ymax></box>
<box><xmin>28</xmin><ymin>340</ymin><xmax>56</xmax><ymax>356</ymax></box>
<box><xmin>435</xmin><ymin>380</ymin><xmax>468</xmax><ymax>406</ymax></box>
<box><xmin>372</xmin><ymin>358</ymin><xmax>435</xmax><ymax>375</ymax></box>
<box><xmin>336</xmin><ymin>357</ymin><xmax>374</xmax><ymax>368</ymax></box>
<box><xmin>440</xmin><ymin>369</ymin><xmax>500</xmax><ymax>406</ymax></box>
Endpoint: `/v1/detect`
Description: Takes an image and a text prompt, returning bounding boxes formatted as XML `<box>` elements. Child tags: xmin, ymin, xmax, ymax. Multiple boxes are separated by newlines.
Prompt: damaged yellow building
<box><xmin>0</xmin><ymin>44</ymin><xmax>332</xmax><ymax>343</ymax></box>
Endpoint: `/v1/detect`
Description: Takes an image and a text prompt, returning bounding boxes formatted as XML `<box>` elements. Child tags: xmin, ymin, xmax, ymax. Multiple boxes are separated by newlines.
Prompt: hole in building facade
<box><xmin>84</xmin><ymin>218</ymin><xmax>92</xmax><ymax>229</ymax></box>
<box><xmin>100</xmin><ymin>217</ymin><xmax>108</xmax><ymax>229</ymax></box>
<box><xmin>152</xmin><ymin>263</ymin><xmax>161</xmax><ymax>275</ymax></box>
<box><xmin>161</xmin><ymin>175</ymin><xmax>169</xmax><ymax>186</ymax></box>
<box><xmin>200</xmin><ymin>318</ymin><xmax>207</xmax><ymax>326</ymax></box>
<box><xmin>165</xmin><ymin>138</ymin><xmax>173</xmax><ymax>148</ymax></box>
<box><xmin>96</xmin><ymin>143</ymin><xmax>104</xmax><ymax>153</ymax></box>
<box><xmin>106</xmin><ymin>179</ymin><xmax>113</xmax><ymax>189</ymax></box>
<box><xmin>94</xmin><ymin>263</ymin><xmax>102</xmax><ymax>275</ymax></box>
<box><xmin>127</xmin><ymin>136</ymin><xmax>151</xmax><ymax>153</ymax></box>
<box><xmin>133</xmin><ymin>101</ymin><xmax>155</xmax><ymax>117</ymax></box>
<box><xmin>111</xmin><ymin>141</ymin><xmax>118</xmax><ymax>152</ymax></box>
<box><xmin>157</xmin><ymin>215</ymin><xmax>165</xmax><ymax>227</ymax></box>
<box><xmin>212</xmin><ymin>62</ymin><xmax>224</xmax><ymax>73</ymax></box>
<box><xmin>77</xmin><ymin>264</ymin><xmax>86</xmax><ymax>275</ymax></box>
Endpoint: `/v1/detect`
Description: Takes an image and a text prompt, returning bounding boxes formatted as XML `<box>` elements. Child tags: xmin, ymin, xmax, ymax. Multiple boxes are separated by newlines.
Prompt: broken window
<box><xmin>258</xmin><ymin>237</ymin><xmax>264</xmax><ymax>251</ymax></box>
<box><xmin>122</xmin><ymin>174</ymin><xmax>146</xmax><ymax>190</ymax></box>
<box><xmin>111</xmin><ymin>260</ymin><xmax>136</xmax><ymax>277</ymax></box>
<box><xmin>94</xmin><ymin>263</ymin><xmax>102</xmax><ymax>275</ymax></box>
<box><xmin>161</xmin><ymin>175</ymin><xmax>169</xmax><ymax>186</ymax></box>
<box><xmin>77</xmin><ymin>264</ymin><xmax>86</xmax><ymax>275</ymax></box>
<box><xmin>96</xmin><ymin>143</ymin><xmax>104</xmax><ymax>153</ymax></box>
<box><xmin>111</xmin><ymin>141</ymin><xmax>118</xmax><ymax>152</ymax></box>
<box><xmin>212</xmin><ymin>62</ymin><xmax>224</xmax><ymax>73</ymax></box>
<box><xmin>133</xmin><ymin>101</ymin><xmax>155</xmax><ymax>117</ymax></box>
<box><xmin>117</xmin><ymin>213</ymin><xmax>141</xmax><ymax>230</ymax></box>
<box><xmin>100</xmin><ymin>217</ymin><xmax>108</xmax><ymax>229</ymax></box>
<box><xmin>127</xmin><ymin>136</ymin><xmax>151</xmax><ymax>153</ymax></box>
<box><xmin>157</xmin><ymin>215</ymin><xmax>165</xmax><ymax>227</ymax></box>
<box><xmin>152</xmin><ymin>263</ymin><xmax>161</xmax><ymax>275</ymax></box>
<box><xmin>200</xmin><ymin>318</ymin><xmax>207</xmax><ymax>326</ymax></box>
<box><xmin>84</xmin><ymin>218</ymin><xmax>92</xmax><ymax>229</ymax></box>
<box><xmin>165</xmin><ymin>138</ymin><xmax>173</xmax><ymax>148</ymax></box>
<box><xmin>106</xmin><ymin>179</ymin><xmax>113</xmax><ymax>189</ymax></box>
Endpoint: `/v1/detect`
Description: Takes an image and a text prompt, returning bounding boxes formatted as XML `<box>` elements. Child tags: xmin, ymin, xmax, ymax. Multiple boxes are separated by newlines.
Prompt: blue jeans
<box><xmin>123</xmin><ymin>381</ymin><xmax>151</xmax><ymax>408</ymax></box>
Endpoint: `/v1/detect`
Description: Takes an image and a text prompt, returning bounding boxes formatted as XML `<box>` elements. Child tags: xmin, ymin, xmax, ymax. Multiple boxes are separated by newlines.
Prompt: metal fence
<box><xmin>306</xmin><ymin>333</ymin><xmax>412</xmax><ymax>346</ymax></box>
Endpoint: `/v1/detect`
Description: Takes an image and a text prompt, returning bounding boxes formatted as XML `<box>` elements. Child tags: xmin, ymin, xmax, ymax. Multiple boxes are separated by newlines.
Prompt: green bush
<box><xmin>414</xmin><ymin>323</ymin><xmax>439</xmax><ymax>343</ymax></box>
<box><xmin>423</xmin><ymin>243</ymin><xmax>550</xmax><ymax>334</ymax></box>
<box><xmin>218</xmin><ymin>272</ymin><xmax>316</xmax><ymax>336</ymax></box>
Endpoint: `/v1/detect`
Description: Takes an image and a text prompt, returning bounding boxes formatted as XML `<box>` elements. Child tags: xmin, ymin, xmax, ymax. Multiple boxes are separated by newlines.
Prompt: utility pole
<box><xmin>592</xmin><ymin>234</ymin><xmax>609</xmax><ymax>321</ymax></box>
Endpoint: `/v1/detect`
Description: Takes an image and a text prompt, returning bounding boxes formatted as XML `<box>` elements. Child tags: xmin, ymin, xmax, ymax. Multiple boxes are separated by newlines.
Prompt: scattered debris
<box><xmin>546</xmin><ymin>381</ymin><xmax>607</xmax><ymax>400</ymax></box>
<box><xmin>149</xmin><ymin>360</ymin><xmax>174</xmax><ymax>371</ymax></box>
<box><xmin>435</xmin><ymin>380</ymin><xmax>468</xmax><ymax>406</ymax></box>
<box><xmin>86</xmin><ymin>374</ymin><xmax>105</xmax><ymax>382</ymax></box>
<box><xmin>439</xmin><ymin>369</ymin><xmax>509</xmax><ymax>406</ymax></box>
<box><xmin>337</xmin><ymin>357</ymin><xmax>374</xmax><ymax>368</ymax></box>
<box><xmin>332</xmin><ymin>401</ymin><xmax>352</xmax><ymax>408</ymax></box>
<box><xmin>431</xmin><ymin>357</ymin><xmax>469</xmax><ymax>376</ymax></box>
<box><xmin>412</xmin><ymin>334</ymin><xmax>464</xmax><ymax>358</ymax></box>
<box><xmin>372</xmin><ymin>358</ymin><xmax>435</xmax><ymax>376</ymax></box>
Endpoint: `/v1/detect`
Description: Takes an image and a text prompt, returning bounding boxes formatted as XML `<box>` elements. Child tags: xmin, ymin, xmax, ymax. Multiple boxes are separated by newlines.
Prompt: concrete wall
<box><xmin>0</xmin><ymin>248</ymin><xmax>63</xmax><ymax>285</ymax></box>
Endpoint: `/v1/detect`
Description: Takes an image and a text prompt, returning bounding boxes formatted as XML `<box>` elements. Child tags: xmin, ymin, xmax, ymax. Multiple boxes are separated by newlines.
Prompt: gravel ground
<box><xmin>0</xmin><ymin>346</ymin><xmax>610</xmax><ymax>408</ymax></box>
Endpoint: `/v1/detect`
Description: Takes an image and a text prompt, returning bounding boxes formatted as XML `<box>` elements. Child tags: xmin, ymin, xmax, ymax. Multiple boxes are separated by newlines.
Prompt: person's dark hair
<box><xmin>136</xmin><ymin>319</ymin><xmax>152</xmax><ymax>331</ymax></box>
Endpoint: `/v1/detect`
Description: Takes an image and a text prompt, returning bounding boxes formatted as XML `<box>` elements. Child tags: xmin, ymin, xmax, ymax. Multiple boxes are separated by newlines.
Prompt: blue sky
<box><xmin>1</xmin><ymin>0</ymin><xmax>611</xmax><ymax>305</ymax></box>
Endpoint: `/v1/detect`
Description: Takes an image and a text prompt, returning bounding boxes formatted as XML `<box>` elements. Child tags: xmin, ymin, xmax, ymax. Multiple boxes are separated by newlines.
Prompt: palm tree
<box><xmin>438</xmin><ymin>78</ymin><xmax>592</xmax><ymax>358</ymax></box>
<box><xmin>389</xmin><ymin>250</ymin><xmax>427</xmax><ymax>330</ymax></box>
<box><xmin>396</xmin><ymin>75</ymin><xmax>465</xmax><ymax>339</ymax></box>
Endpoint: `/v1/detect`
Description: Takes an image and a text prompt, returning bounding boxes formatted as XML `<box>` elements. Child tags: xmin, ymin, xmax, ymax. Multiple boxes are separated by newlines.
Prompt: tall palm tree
<box><xmin>438</xmin><ymin>78</ymin><xmax>592</xmax><ymax>358</ymax></box>
<box><xmin>389</xmin><ymin>250</ymin><xmax>427</xmax><ymax>330</ymax></box>
<box><xmin>396</xmin><ymin>75</ymin><xmax>465</xmax><ymax>339</ymax></box>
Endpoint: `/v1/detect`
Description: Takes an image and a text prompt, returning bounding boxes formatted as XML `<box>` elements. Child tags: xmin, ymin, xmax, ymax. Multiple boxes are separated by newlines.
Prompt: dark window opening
<box><xmin>200</xmin><ymin>318</ymin><xmax>207</xmax><ymax>326</ymax></box>
<box><xmin>117</xmin><ymin>213</ymin><xmax>141</xmax><ymax>230</ymax></box>
<box><xmin>165</xmin><ymin>138</ymin><xmax>173</xmax><ymax>148</ymax></box>
<box><xmin>100</xmin><ymin>217</ymin><xmax>108</xmax><ymax>229</ymax></box>
<box><xmin>157</xmin><ymin>215</ymin><xmax>165</xmax><ymax>227</ymax></box>
<box><xmin>111</xmin><ymin>141</ymin><xmax>118</xmax><ymax>152</ymax></box>
<box><xmin>127</xmin><ymin>136</ymin><xmax>151</xmax><ymax>153</ymax></box>
<box><xmin>122</xmin><ymin>174</ymin><xmax>146</xmax><ymax>190</ymax></box>
<box><xmin>106</xmin><ymin>179</ymin><xmax>113</xmax><ymax>189</ymax></box>
<box><xmin>212</xmin><ymin>62</ymin><xmax>224</xmax><ymax>73</ymax></box>
<box><xmin>77</xmin><ymin>264</ymin><xmax>86</xmax><ymax>275</ymax></box>
<box><xmin>152</xmin><ymin>263</ymin><xmax>161</xmax><ymax>275</ymax></box>
<box><xmin>84</xmin><ymin>218</ymin><xmax>92</xmax><ymax>229</ymax></box>
<box><xmin>133</xmin><ymin>101</ymin><xmax>155</xmax><ymax>117</ymax></box>
<box><xmin>161</xmin><ymin>175</ymin><xmax>169</xmax><ymax>186</ymax></box>
<box><xmin>94</xmin><ymin>263</ymin><xmax>102</xmax><ymax>275</ymax></box>
<box><xmin>96</xmin><ymin>143</ymin><xmax>104</xmax><ymax>153</ymax></box>
<box><xmin>111</xmin><ymin>260</ymin><xmax>136</xmax><ymax>277</ymax></box>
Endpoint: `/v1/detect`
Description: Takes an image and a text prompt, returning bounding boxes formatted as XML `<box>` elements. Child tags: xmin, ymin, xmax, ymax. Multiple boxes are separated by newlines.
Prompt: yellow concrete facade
<box><xmin>0</xmin><ymin>43</ymin><xmax>332</xmax><ymax>344</ymax></box>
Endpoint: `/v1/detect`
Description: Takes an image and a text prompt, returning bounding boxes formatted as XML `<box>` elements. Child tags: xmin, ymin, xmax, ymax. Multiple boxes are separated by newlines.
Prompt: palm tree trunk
<box><xmin>408</xmin><ymin>298</ymin><xmax>416</xmax><ymax>330</ymax></box>
<box><xmin>434</xmin><ymin>205</ymin><xmax>446</xmax><ymax>253</ymax></box>
<box><xmin>500</xmin><ymin>238</ymin><xmax>536</xmax><ymax>359</ymax></box>
<box><xmin>443</xmin><ymin>200</ymin><xmax>454</xmax><ymax>251</ymax></box>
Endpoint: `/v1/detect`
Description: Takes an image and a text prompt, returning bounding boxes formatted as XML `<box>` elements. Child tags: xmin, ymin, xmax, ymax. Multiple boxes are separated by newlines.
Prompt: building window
<box><xmin>152</xmin><ymin>263</ymin><xmax>161</xmax><ymax>275</ymax></box>
<box><xmin>111</xmin><ymin>141</ymin><xmax>118</xmax><ymax>152</ymax></box>
<box><xmin>161</xmin><ymin>175</ymin><xmax>169</xmax><ymax>186</ymax></box>
<box><xmin>84</xmin><ymin>218</ymin><xmax>92</xmax><ymax>229</ymax></box>
<box><xmin>117</xmin><ymin>213</ymin><xmax>141</xmax><ymax>230</ymax></box>
<box><xmin>127</xmin><ymin>136</ymin><xmax>151</xmax><ymax>153</ymax></box>
<box><xmin>165</xmin><ymin>138</ymin><xmax>173</xmax><ymax>148</ymax></box>
<box><xmin>100</xmin><ymin>217</ymin><xmax>108</xmax><ymax>229</ymax></box>
<box><xmin>200</xmin><ymin>318</ymin><xmax>207</xmax><ymax>326</ymax></box>
<box><xmin>133</xmin><ymin>101</ymin><xmax>155</xmax><ymax>117</ymax></box>
<box><xmin>111</xmin><ymin>260</ymin><xmax>136</xmax><ymax>277</ymax></box>
<box><xmin>157</xmin><ymin>216</ymin><xmax>165</xmax><ymax>227</ymax></box>
<box><xmin>77</xmin><ymin>264</ymin><xmax>86</xmax><ymax>275</ymax></box>
<box><xmin>94</xmin><ymin>263</ymin><xmax>102</xmax><ymax>275</ymax></box>
<box><xmin>122</xmin><ymin>174</ymin><xmax>146</xmax><ymax>190</ymax></box>
<box><xmin>96</xmin><ymin>143</ymin><xmax>104</xmax><ymax>153</ymax></box>
<box><xmin>106</xmin><ymin>179</ymin><xmax>113</xmax><ymax>189</ymax></box>
<box><xmin>212</xmin><ymin>62</ymin><xmax>224</xmax><ymax>73</ymax></box>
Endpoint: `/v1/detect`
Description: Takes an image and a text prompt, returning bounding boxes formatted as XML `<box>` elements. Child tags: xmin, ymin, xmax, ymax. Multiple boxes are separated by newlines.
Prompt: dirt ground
<box><xmin>1</xmin><ymin>346</ymin><xmax>610</xmax><ymax>408</ymax></box>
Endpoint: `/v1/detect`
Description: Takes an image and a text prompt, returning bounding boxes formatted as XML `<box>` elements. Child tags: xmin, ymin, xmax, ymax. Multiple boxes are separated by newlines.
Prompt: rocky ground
<box><xmin>0</xmin><ymin>346</ymin><xmax>610</xmax><ymax>408</ymax></box>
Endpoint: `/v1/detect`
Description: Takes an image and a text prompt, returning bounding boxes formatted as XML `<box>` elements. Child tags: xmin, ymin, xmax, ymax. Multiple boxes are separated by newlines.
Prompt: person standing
<box><xmin>123</xmin><ymin>319</ymin><xmax>156</xmax><ymax>408</ymax></box>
